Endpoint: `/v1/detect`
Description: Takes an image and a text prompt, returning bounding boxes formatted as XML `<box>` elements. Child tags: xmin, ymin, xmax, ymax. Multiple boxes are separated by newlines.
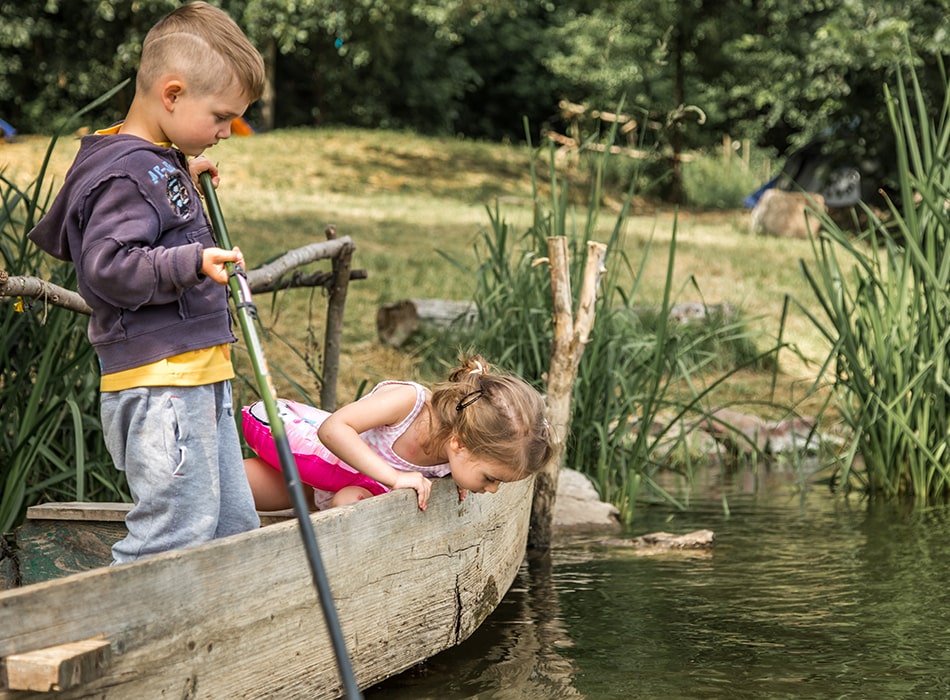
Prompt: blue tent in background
<box><xmin>743</xmin><ymin>176</ymin><xmax>780</xmax><ymax>209</ymax></box>
<box><xmin>0</xmin><ymin>118</ymin><xmax>17</xmax><ymax>142</ymax></box>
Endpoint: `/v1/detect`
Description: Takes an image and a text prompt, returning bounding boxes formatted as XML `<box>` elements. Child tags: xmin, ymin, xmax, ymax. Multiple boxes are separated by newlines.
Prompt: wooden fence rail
<box><xmin>0</xmin><ymin>226</ymin><xmax>364</xmax><ymax>410</ymax></box>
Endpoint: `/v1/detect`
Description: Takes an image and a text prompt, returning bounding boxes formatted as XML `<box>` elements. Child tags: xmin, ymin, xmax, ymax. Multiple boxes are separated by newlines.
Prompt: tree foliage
<box><xmin>0</xmin><ymin>0</ymin><xmax>177</xmax><ymax>128</ymax></box>
<box><xmin>3</xmin><ymin>1</ymin><xmax>950</xmax><ymax>199</ymax></box>
<box><xmin>236</xmin><ymin>0</ymin><xmax>562</xmax><ymax>138</ymax></box>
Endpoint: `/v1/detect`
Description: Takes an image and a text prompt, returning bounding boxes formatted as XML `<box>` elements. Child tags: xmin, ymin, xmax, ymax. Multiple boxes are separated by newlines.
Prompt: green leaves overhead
<box><xmin>5</xmin><ymin>1</ymin><xmax>950</xmax><ymax>191</ymax></box>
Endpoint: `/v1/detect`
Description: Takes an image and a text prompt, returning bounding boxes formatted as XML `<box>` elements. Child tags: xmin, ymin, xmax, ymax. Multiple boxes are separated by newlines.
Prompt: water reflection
<box><xmin>367</xmin><ymin>550</ymin><xmax>582</xmax><ymax>698</ymax></box>
<box><xmin>368</xmin><ymin>475</ymin><xmax>950</xmax><ymax>698</ymax></box>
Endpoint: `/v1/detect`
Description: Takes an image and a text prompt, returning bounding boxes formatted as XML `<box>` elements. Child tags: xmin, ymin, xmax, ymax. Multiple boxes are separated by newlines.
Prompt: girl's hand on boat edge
<box><xmin>393</xmin><ymin>471</ymin><xmax>432</xmax><ymax>510</ymax></box>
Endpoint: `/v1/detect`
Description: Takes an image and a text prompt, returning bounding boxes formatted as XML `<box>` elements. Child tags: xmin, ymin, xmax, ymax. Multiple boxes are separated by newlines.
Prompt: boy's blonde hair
<box><xmin>426</xmin><ymin>355</ymin><xmax>553</xmax><ymax>478</ymax></box>
<box><xmin>138</xmin><ymin>1</ymin><xmax>265</xmax><ymax>102</ymax></box>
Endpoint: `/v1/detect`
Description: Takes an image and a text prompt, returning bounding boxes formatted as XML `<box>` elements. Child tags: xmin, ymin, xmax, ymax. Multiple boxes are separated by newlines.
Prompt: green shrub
<box><xmin>1</xmin><ymin>87</ymin><xmax>130</xmax><ymax>532</ymax></box>
<box><xmin>682</xmin><ymin>148</ymin><xmax>767</xmax><ymax>210</ymax></box>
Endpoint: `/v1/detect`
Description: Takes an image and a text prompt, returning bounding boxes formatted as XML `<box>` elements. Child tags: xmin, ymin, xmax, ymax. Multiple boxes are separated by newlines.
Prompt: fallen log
<box><xmin>376</xmin><ymin>298</ymin><xmax>476</xmax><ymax>347</ymax></box>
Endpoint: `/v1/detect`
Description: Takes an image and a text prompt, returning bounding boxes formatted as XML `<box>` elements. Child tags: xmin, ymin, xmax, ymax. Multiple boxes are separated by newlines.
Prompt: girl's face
<box><xmin>447</xmin><ymin>437</ymin><xmax>522</xmax><ymax>494</ymax></box>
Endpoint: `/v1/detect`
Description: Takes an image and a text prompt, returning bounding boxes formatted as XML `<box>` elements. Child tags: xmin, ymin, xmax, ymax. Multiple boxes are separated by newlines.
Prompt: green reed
<box><xmin>797</xmin><ymin>60</ymin><xmax>950</xmax><ymax>501</ymax></box>
<box><xmin>0</xmin><ymin>174</ymin><xmax>122</xmax><ymax>533</ymax></box>
<box><xmin>0</xmin><ymin>89</ymin><xmax>129</xmax><ymax>532</ymax></box>
<box><xmin>429</xmin><ymin>121</ymin><xmax>789</xmax><ymax>521</ymax></box>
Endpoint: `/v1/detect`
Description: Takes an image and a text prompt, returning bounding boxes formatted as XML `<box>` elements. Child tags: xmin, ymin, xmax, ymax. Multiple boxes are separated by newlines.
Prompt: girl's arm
<box><xmin>317</xmin><ymin>384</ymin><xmax>434</xmax><ymax>510</ymax></box>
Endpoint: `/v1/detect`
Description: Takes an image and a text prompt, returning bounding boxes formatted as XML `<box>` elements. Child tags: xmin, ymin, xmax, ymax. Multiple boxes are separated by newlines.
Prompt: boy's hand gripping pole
<box><xmin>199</xmin><ymin>173</ymin><xmax>362</xmax><ymax>700</ymax></box>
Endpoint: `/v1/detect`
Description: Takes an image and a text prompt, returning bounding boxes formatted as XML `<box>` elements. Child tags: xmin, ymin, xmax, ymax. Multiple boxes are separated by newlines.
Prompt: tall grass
<box><xmin>0</xmin><ymin>87</ymin><xmax>129</xmax><ymax>533</ymax></box>
<box><xmin>428</xmin><ymin>127</ymin><xmax>793</xmax><ymax>520</ymax></box>
<box><xmin>797</xmin><ymin>60</ymin><xmax>950</xmax><ymax>502</ymax></box>
<box><xmin>0</xmin><ymin>161</ymin><xmax>122</xmax><ymax>534</ymax></box>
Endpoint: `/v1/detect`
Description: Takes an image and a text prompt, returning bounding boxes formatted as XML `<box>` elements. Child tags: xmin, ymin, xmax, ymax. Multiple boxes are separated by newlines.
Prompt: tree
<box><xmin>239</xmin><ymin>0</ymin><xmax>560</xmax><ymax>136</ymax></box>
<box><xmin>541</xmin><ymin>0</ymin><xmax>950</xmax><ymax>202</ymax></box>
<box><xmin>5</xmin><ymin>0</ymin><xmax>950</xmax><ymax>202</ymax></box>
<box><xmin>715</xmin><ymin>1</ymin><xmax>950</xmax><ymax>200</ymax></box>
<box><xmin>543</xmin><ymin>1</ymin><xmax>733</xmax><ymax>202</ymax></box>
<box><xmin>0</xmin><ymin>0</ymin><xmax>176</xmax><ymax>131</ymax></box>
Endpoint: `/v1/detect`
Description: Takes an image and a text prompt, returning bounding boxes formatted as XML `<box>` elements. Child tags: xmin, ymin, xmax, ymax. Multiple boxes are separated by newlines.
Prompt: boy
<box><xmin>29</xmin><ymin>2</ymin><xmax>264</xmax><ymax>563</ymax></box>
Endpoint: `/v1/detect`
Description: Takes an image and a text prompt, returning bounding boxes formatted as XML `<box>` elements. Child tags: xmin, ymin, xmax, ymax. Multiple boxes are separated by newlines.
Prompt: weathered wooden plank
<box><xmin>26</xmin><ymin>501</ymin><xmax>293</xmax><ymax>527</ymax></box>
<box><xmin>26</xmin><ymin>502</ymin><xmax>129</xmax><ymax>522</ymax></box>
<box><xmin>3</xmin><ymin>637</ymin><xmax>111</xmax><ymax>692</ymax></box>
<box><xmin>0</xmin><ymin>476</ymin><xmax>532</xmax><ymax>699</ymax></box>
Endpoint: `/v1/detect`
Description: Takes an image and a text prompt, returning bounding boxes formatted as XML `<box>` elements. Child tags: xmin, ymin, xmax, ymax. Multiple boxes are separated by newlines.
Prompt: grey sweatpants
<box><xmin>101</xmin><ymin>381</ymin><xmax>260</xmax><ymax>564</ymax></box>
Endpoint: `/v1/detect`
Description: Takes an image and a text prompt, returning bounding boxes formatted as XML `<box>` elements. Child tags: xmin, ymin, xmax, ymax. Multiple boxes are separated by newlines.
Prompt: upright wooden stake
<box><xmin>321</xmin><ymin>225</ymin><xmax>352</xmax><ymax>411</ymax></box>
<box><xmin>529</xmin><ymin>238</ymin><xmax>607</xmax><ymax>550</ymax></box>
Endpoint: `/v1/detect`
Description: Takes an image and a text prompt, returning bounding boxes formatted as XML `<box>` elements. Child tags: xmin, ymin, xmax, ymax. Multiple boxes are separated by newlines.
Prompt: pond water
<box><xmin>367</xmin><ymin>469</ymin><xmax>950</xmax><ymax>698</ymax></box>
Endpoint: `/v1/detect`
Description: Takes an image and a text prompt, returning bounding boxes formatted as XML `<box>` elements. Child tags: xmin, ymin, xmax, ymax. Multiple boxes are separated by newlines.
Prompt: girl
<box><xmin>242</xmin><ymin>355</ymin><xmax>553</xmax><ymax>512</ymax></box>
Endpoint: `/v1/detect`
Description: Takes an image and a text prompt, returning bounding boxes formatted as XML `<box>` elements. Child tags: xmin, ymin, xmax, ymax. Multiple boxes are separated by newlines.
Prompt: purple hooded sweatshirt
<box><xmin>28</xmin><ymin>134</ymin><xmax>235</xmax><ymax>375</ymax></box>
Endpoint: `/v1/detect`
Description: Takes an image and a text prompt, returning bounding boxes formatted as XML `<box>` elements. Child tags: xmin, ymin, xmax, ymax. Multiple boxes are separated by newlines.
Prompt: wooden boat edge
<box><xmin>0</xmin><ymin>475</ymin><xmax>533</xmax><ymax>698</ymax></box>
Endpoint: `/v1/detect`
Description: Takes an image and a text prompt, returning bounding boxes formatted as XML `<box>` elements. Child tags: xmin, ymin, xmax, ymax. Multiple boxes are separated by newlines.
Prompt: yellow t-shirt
<box><xmin>100</xmin><ymin>345</ymin><xmax>235</xmax><ymax>392</ymax></box>
<box><xmin>95</xmin><ymin>124</ymin><xmax>234</xmax><ymax>393</ymax></box>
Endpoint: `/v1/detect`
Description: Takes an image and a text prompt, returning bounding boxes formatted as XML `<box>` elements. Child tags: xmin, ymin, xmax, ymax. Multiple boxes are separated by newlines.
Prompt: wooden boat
<box><xmin>0</xmin><ymin>475</ymin><xmax>534</xmax><ymax>698</ymax></box>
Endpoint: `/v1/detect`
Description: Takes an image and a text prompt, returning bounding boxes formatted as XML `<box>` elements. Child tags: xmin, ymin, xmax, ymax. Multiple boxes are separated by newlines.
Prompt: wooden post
<box><xmin>529</xmin><ymin>238</ymin><xmax>607</xmax><ymax>550</ymax></box>
<box><xmin>321</xmin><ymin>225</ymin><xmax>353</xmax><ymax>411</ymax></box>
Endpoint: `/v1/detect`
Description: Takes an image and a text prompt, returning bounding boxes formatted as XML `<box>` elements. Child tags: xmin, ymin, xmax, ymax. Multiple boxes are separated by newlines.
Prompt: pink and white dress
<box><xmin>242</xmin><ymin>381</ymin><xmax>451</xmax><ymax>509</ymax></box>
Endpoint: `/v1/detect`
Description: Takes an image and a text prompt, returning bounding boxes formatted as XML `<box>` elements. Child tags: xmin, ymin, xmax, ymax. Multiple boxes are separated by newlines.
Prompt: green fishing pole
<box><xmin>199</xmin><ymin>172</ymin><xmax>362</xmax><ymax>700</ymax></box>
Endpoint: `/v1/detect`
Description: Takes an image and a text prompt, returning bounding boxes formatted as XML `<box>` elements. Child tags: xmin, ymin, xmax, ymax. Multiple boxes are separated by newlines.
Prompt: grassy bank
<box><xmin>1</xmin><ymin>128</ymin><xmax>829</xmax><ymax>415</ymax></box>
